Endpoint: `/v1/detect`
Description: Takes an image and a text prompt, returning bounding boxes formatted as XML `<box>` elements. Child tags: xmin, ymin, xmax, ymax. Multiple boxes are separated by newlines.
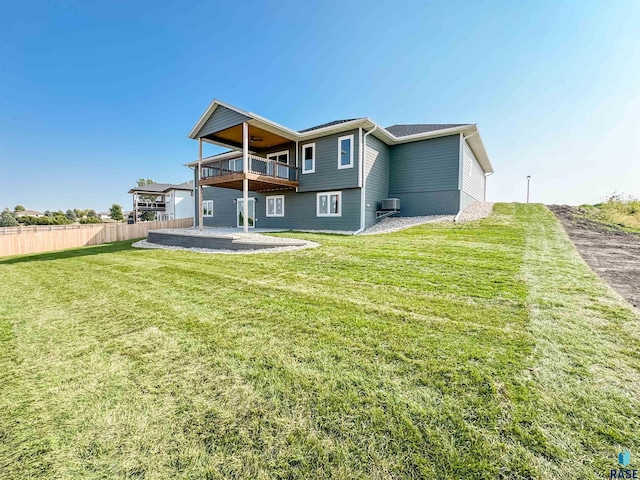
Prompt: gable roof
<box><xmin>386</xmin><ymin>124</ymin><xmax>472</xmax><ymax>137</ymax></box>
<box><xmin>187</xmin><ymin>100</ymin><xmax>493</xmax><ymax>173</ymax></box>
<box><xmin>128</xmin><ymin>181</ymin><xmax>193</xmax><ymax>194</ymax></box>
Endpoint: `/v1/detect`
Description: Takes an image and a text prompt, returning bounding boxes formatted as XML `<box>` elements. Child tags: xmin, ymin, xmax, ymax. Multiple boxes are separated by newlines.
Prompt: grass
<box><xmin>0</xmin><ymin>203</ymin><xmax>639</xmax><ymax>479</ymax></box>
<box><xmin>580</xmin><ymin>193</ymin><xmax>640</xmax><ymax>232</ymax></box>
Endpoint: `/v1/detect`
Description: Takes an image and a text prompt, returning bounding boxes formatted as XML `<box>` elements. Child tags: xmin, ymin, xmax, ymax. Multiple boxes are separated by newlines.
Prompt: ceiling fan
<box><xmin>249</xmin><ymin>136</ymin><xmax>264</xmax><ymax>144</ymax></box>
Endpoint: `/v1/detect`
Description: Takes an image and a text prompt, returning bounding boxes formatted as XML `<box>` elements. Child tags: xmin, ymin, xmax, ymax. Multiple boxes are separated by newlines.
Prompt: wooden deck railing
<box><xmin>201</xmin><ymin>154</ymin><xmax>298</xmax><ymax>182</ymax></box>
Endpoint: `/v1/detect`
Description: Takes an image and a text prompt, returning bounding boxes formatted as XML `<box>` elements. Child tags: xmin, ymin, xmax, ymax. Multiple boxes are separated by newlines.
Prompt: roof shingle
<box><xmin>385</xmin><ymin>124</ymin><xmax>471</xmax><ymax>137</ymax></box>
<box><xmin>299</xmin><ymin>119</ymin><xmax>361</xmax><ymax>133</ymax></box>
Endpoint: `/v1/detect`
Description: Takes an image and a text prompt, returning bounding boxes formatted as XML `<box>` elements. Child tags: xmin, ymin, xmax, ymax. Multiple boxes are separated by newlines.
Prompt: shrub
<box><xmin>0</xmin><ymin>210</ymin><xmax>18</xmax><ymax>227</ymax></box>
<box><xmin>80</xmin><ymin>217</ymin><xmax>102</xmax><ymax>224</ymax></box>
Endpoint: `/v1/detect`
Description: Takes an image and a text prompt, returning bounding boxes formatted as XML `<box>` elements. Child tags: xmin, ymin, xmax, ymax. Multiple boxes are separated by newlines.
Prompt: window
<box><xmin>267</xmin><ymin>151</ymin><xmax>289</xmax><ymax>178</ymax></box>
<box><xmin>230</xmin><ymin>158</ymin><xmax>243</xmax><ymax>172</ymax></box>
<box><xmin>266</xmin><ymin>195</ymin><xmax>285</xmax><ymax>217</ymax></box>
<box><xmin>267</xmin><ymin>151</ymin><xmax>289</xmax><ymax>164</ymax></box>
<box><xmin>317</xmin><ymin>191</ymin><xmax>342</xmax><ymax>217</ymax></box>
<box><xmin>203</xmin><ymin>200</ymin><xmax>213</xmax><ymax>217</ymax></box>
<box><xmin>302</xmin><ymin>143</ymin><xmax>315</xmax><ymax>174</ymax></box>
<box><xmin>337</xmin><ymin>134</ymin><xmax>354</xmax><ymax>169</ymax></box>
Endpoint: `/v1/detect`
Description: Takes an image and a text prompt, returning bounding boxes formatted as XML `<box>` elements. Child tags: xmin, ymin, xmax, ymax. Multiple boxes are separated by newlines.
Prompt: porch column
<box><xmin>242</xmin><ymin>121</ymin><xmax>249</xmax><ymax>234</ymax></box>
<box><xmin>198</xmin><ymin>138</ymin><xmax>203</xmax><ymax>230</ymax></box>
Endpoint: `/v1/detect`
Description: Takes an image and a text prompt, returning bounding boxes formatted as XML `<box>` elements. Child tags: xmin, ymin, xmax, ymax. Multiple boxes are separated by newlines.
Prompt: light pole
<box><xmin>526</xmin><ymin>175</ymin><xmax>531</xmax><ymax>203</ymax></box>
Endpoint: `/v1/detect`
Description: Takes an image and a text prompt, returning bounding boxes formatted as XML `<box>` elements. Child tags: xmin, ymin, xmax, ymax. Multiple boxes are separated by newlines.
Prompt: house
<box><xmin>186</xmin><ymin>99</ymin><xmax>493</xmax><ymax>233</ymax></box>
<box><xmin>97</xmin><ymin>211</ymin><xmax>111</xmax><ymax>220</ymax></box>
<box><xmin>128</xmin><ymin>181</ymin><xmax>194</xmax><ymax>222</ymax></box>
<box><xmin>15</xmin><ymin>209</ymin><xmax>44</xmax><ymax>217</ymax></box>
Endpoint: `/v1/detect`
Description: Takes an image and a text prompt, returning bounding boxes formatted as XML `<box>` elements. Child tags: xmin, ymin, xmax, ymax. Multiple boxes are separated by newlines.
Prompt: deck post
<box><xmin>242</xmin><ymin>121</ymin><xmax>249</xmax><ymax>234</ymax></box>
<box><xmin>198</xmin><ymin>138</ymin><xmax>203</xmax><ymax>230</ymax></box>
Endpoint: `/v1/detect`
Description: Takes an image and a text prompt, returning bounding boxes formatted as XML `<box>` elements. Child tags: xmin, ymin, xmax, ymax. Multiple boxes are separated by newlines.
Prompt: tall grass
<box><xmin>590</xmin><ymin>192</ymin><xmax>640</xmax><ymax>230</ymax></box>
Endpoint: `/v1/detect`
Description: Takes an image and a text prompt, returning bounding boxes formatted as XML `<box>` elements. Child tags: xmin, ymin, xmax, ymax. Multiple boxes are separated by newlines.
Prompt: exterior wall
<box><xmin>196</xmin><ymin>105</ymin><xmax>250</xmax><ymax>138</ymax></box>
<box><xmin>174</xmin><ymin>189</ymin><xmax>195</xmax><ymax>219</ymax></box>
<box><xmin>297</xmin><ymin>129</ymin><xmax>360</xmax><ymax>193</ymax></box>
<box><xmin>201</xmin><ymin>186</ymin><xmax>361</xmax><ymax>231</ymax></box>
<box><xmin>461</xmin><ymin>191</ymin><xmax>477</xmax><ymax>211</ymax></box>
<box><xmin>461</xmin><ymin>139</ymin><xmax>485</xmax><ymax>205</ymax></box>
<box><xmin>388</xmin><ymin>134</ymin><xmax>461</xmax><ymax>216</ymax></box>
<box><xmin>364</xmin><ymin>135</ymin><xmax>390</xmax><ymax>228</ymax></box>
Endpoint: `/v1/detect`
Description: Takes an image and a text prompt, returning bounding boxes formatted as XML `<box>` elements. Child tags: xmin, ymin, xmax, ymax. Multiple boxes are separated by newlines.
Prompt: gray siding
<box><xmin>462</xmin><ymin>139</ymin><xmax>485</xmax><ymax>203</ymax></box>
<box><xmin>196</xmin><ymin>105</ymin><xmax>250</xmax><ymax>138</ymax></box>
<box><xmin>202</xmin><ymin>186</ymin><xmax>361</xmax><ymax>231</ymax></box>
<box><xmin>389</xmin><ymin>134</ymin><xmax>461</xmax><ymax>215</ymax></box>
<box><xmin>364</xmin><ymin>135</ymin><xmax>390</xmax><ymax>228</ymax></box>
<box><xmin>297</xmin><ymin>129</ymin><xmax>360</xmax><ymax>193</ymax></box>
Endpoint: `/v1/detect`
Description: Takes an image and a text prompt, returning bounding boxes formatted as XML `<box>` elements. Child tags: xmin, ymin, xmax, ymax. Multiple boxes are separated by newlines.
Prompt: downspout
<box><xmin>455</xmin><ymin>133</ymin><xmax>464</xmax><ymax>222</ymax></box>
<box><xmin>354</xmin><ymin>124</ymin><xmax>377</xmax><ymax>234</ymax></box>
<box><xmin>484</xmin><ymin>172</ymin><xmax>494</xmax><ymax>202</ymax></box>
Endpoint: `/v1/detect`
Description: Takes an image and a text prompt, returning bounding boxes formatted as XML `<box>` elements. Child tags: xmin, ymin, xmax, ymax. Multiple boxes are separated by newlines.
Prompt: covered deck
<box><xmin>189</xmin><ymin>103</ymin><xmax>302</xmax><ymax>232</ymax></box>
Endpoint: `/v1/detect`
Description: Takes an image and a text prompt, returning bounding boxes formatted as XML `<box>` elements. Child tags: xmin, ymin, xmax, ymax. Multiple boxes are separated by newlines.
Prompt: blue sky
<box><xmin>1</xmin><ymin>0</ymin><xmax>638</xmax><ymax>212</ymax></box>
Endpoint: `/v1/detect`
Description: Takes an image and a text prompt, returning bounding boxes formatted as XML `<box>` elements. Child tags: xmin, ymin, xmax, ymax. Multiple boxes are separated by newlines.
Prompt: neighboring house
<box><xmin>15</xmin><ymin>209</ymin><xmax>44</xmax><ymax>217</ymax></box>
<box><xmin>97</xmin><ymin>211</ymin><xmax>111</xmax><ymax>220</ymax></box>
<box><xmin>186</xmin><ymin>99</ymin><xmax>493</xmax><ymax>233</ymax></box>
<box><xmin>128</xmin><ymin>181</ymin><xmax>194</xmax><ymax>222</ymax></box>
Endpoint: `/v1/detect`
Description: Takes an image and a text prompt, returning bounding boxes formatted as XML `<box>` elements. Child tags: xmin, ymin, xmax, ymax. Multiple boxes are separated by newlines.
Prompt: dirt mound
<box><xmin>548</xmin><ymin>204</ymin><xmax>640</xmax><ymax>309</ymax></box>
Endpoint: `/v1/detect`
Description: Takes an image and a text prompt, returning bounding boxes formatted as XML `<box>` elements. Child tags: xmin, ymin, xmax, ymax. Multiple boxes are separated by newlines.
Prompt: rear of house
<box><xmin>187</xmin><ymin>100</ymin><xmax>493</xmax><ymax>232</ymax></box>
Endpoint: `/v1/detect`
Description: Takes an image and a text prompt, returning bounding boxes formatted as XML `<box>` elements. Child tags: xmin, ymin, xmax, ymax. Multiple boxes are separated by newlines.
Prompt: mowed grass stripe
<box><xmin>0</xmin><ymin>203</ymin><xmax>638</xmax><ymax>479</ymax></box>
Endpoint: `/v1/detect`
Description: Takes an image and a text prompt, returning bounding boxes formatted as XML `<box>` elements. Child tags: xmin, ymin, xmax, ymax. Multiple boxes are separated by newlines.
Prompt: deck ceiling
<box><xmin>203</xmin><ymin>124</ymin><xmax>292</xmax><ymax>151</ymax></box>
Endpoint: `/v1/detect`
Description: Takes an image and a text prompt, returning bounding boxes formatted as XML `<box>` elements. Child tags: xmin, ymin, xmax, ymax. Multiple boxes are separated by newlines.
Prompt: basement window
<box><xmin>317</xmin><ymin>191</ymin><xmax>341</xmax><ymax>217</ymax></box>
<box><xmin>266</xmin><ymin>195</ymin><xmax>285</xmax><ymax>217</ymax></box>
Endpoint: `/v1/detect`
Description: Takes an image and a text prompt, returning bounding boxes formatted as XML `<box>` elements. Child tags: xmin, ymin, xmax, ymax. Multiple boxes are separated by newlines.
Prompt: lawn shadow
<box><xmin>0</xmin><ymin>240</ymin><xmax>141</xmax><ymax>265</ymax></box>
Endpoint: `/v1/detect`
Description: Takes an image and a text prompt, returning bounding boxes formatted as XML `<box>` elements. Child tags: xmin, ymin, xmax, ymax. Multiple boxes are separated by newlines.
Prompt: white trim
<box><xmin>316</xmin><ymin>191</ymin><xmax>342</xmax><ymax>217</ymax></box>
<box><xmin>236</xmin><ymin>197</ymin><xmax>256</xmax><ymax>228</ymax></box>
<box><xmin>301</xmin><ymin>142</ymin><xmax>316</xmax><ymax>174</ymax></box>
<box><xmin>266</xmin><ymin>150</ymin><xmax>289</xmax><ymax>164</ymax></box>
<box><xmin>458</xmin><ymin>133</ymin><xmax>464</xmax><ymax>213</ymax></box>
<box><xmin>357</xmin><ymin>128</ymin><xmax>363</xmax><ymax>188</ymax></box>
<box><xmin>202</xmin><ymin>200</ymin><xmax>213</xmax><ymax>217</ymax></box>
<box><xmin>266</xmin><ymin>195</ymin><xmax>285</xmax><ymax>217</ymax></box>
<box><xmin>356</xmin><ymin>125</ymin><xmax>378</xmax><ymax>234</ymax></box>
<box><xmin>337</xmin><ymin>134</ymin><xmax>354</xmax><ymax>170</ymax></box>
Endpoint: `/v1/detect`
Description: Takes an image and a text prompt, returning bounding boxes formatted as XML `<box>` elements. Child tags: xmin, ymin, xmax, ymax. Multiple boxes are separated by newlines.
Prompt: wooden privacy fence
<box><xmin>0</xmin><ymin>217</ymin><xmax>194</xmax><ymax>257</ymax></box>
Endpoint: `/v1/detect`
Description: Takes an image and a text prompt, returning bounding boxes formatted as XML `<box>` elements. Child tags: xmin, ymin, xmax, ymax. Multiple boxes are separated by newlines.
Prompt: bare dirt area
<box><xmin>548</xmin><ymin>204</ymin><xmax>640</xmax><ymax>309</ymax></box>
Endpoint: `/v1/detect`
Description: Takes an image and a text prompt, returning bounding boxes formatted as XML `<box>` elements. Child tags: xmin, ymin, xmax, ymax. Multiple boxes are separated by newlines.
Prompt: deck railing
<box><xmin>201</xmin><ymin>154</ymin><xmax>298</xmax><ymax>182</ymax></box>
<box><xmin>135</xmin><ymin>201</ymin><xmax>166</xmax><ymax>210</ymax></box>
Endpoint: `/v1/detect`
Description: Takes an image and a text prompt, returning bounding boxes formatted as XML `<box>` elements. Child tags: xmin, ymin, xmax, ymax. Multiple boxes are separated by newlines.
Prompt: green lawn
<box><xmin>0</xmin><ymin>203</ymin><xmax>638</xmax><ymax>479</ymax></box>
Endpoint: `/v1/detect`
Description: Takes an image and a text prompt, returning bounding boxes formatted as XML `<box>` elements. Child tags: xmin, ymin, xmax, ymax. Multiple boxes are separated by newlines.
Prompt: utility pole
<box><xmin>526</xmin><ymin>175</ymin><xmax>531</xmax><ymax>203</ymax></box>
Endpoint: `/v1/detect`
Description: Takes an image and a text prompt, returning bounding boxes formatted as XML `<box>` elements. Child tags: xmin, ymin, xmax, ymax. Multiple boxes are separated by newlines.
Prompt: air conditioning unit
<box><xmin>381</xmin><ymin>198</ymin><xmax>401</xmax><ymax>211</ymax></box>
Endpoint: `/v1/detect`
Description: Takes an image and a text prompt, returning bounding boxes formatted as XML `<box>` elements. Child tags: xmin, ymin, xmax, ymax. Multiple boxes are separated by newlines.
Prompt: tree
<box><xmin>110</xmin><ymin>203</ymin><xmax>124</xmax><ymax>221</ymax></box>
<box><xmin>87</xmin><ymin>209</ymin><xmax>97</xmax><ymax>218</ymax></box>
<box><xmin>1</xmin><ymin>209</ymin><xmax>18</xmax><ymax>227</ymax></box>
<box><xmin>137</xmin><ymin>178</ymin><xmax>155</xmax><ymax>187</ymax></box>
<box><xmin>65</xmin><ymin>209</ymin><xmax>76</xmax><ymax>221</ymax></box>
<box><xmin>136</xmin><ymin>178</ymin><xmax>157</xmax><ymax>222</ymax></box>
<box><xmin>14</xmin><ymin>205</ymin><xmax>25</xmax><ymax>212</ymax></box>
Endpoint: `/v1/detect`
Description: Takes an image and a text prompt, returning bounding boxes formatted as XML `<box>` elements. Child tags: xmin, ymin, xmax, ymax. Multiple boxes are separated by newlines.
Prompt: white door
<box><xmin>237</xmin><ymin>198</ymin><xmax>255</xmax><ymax>228</ymax></box>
